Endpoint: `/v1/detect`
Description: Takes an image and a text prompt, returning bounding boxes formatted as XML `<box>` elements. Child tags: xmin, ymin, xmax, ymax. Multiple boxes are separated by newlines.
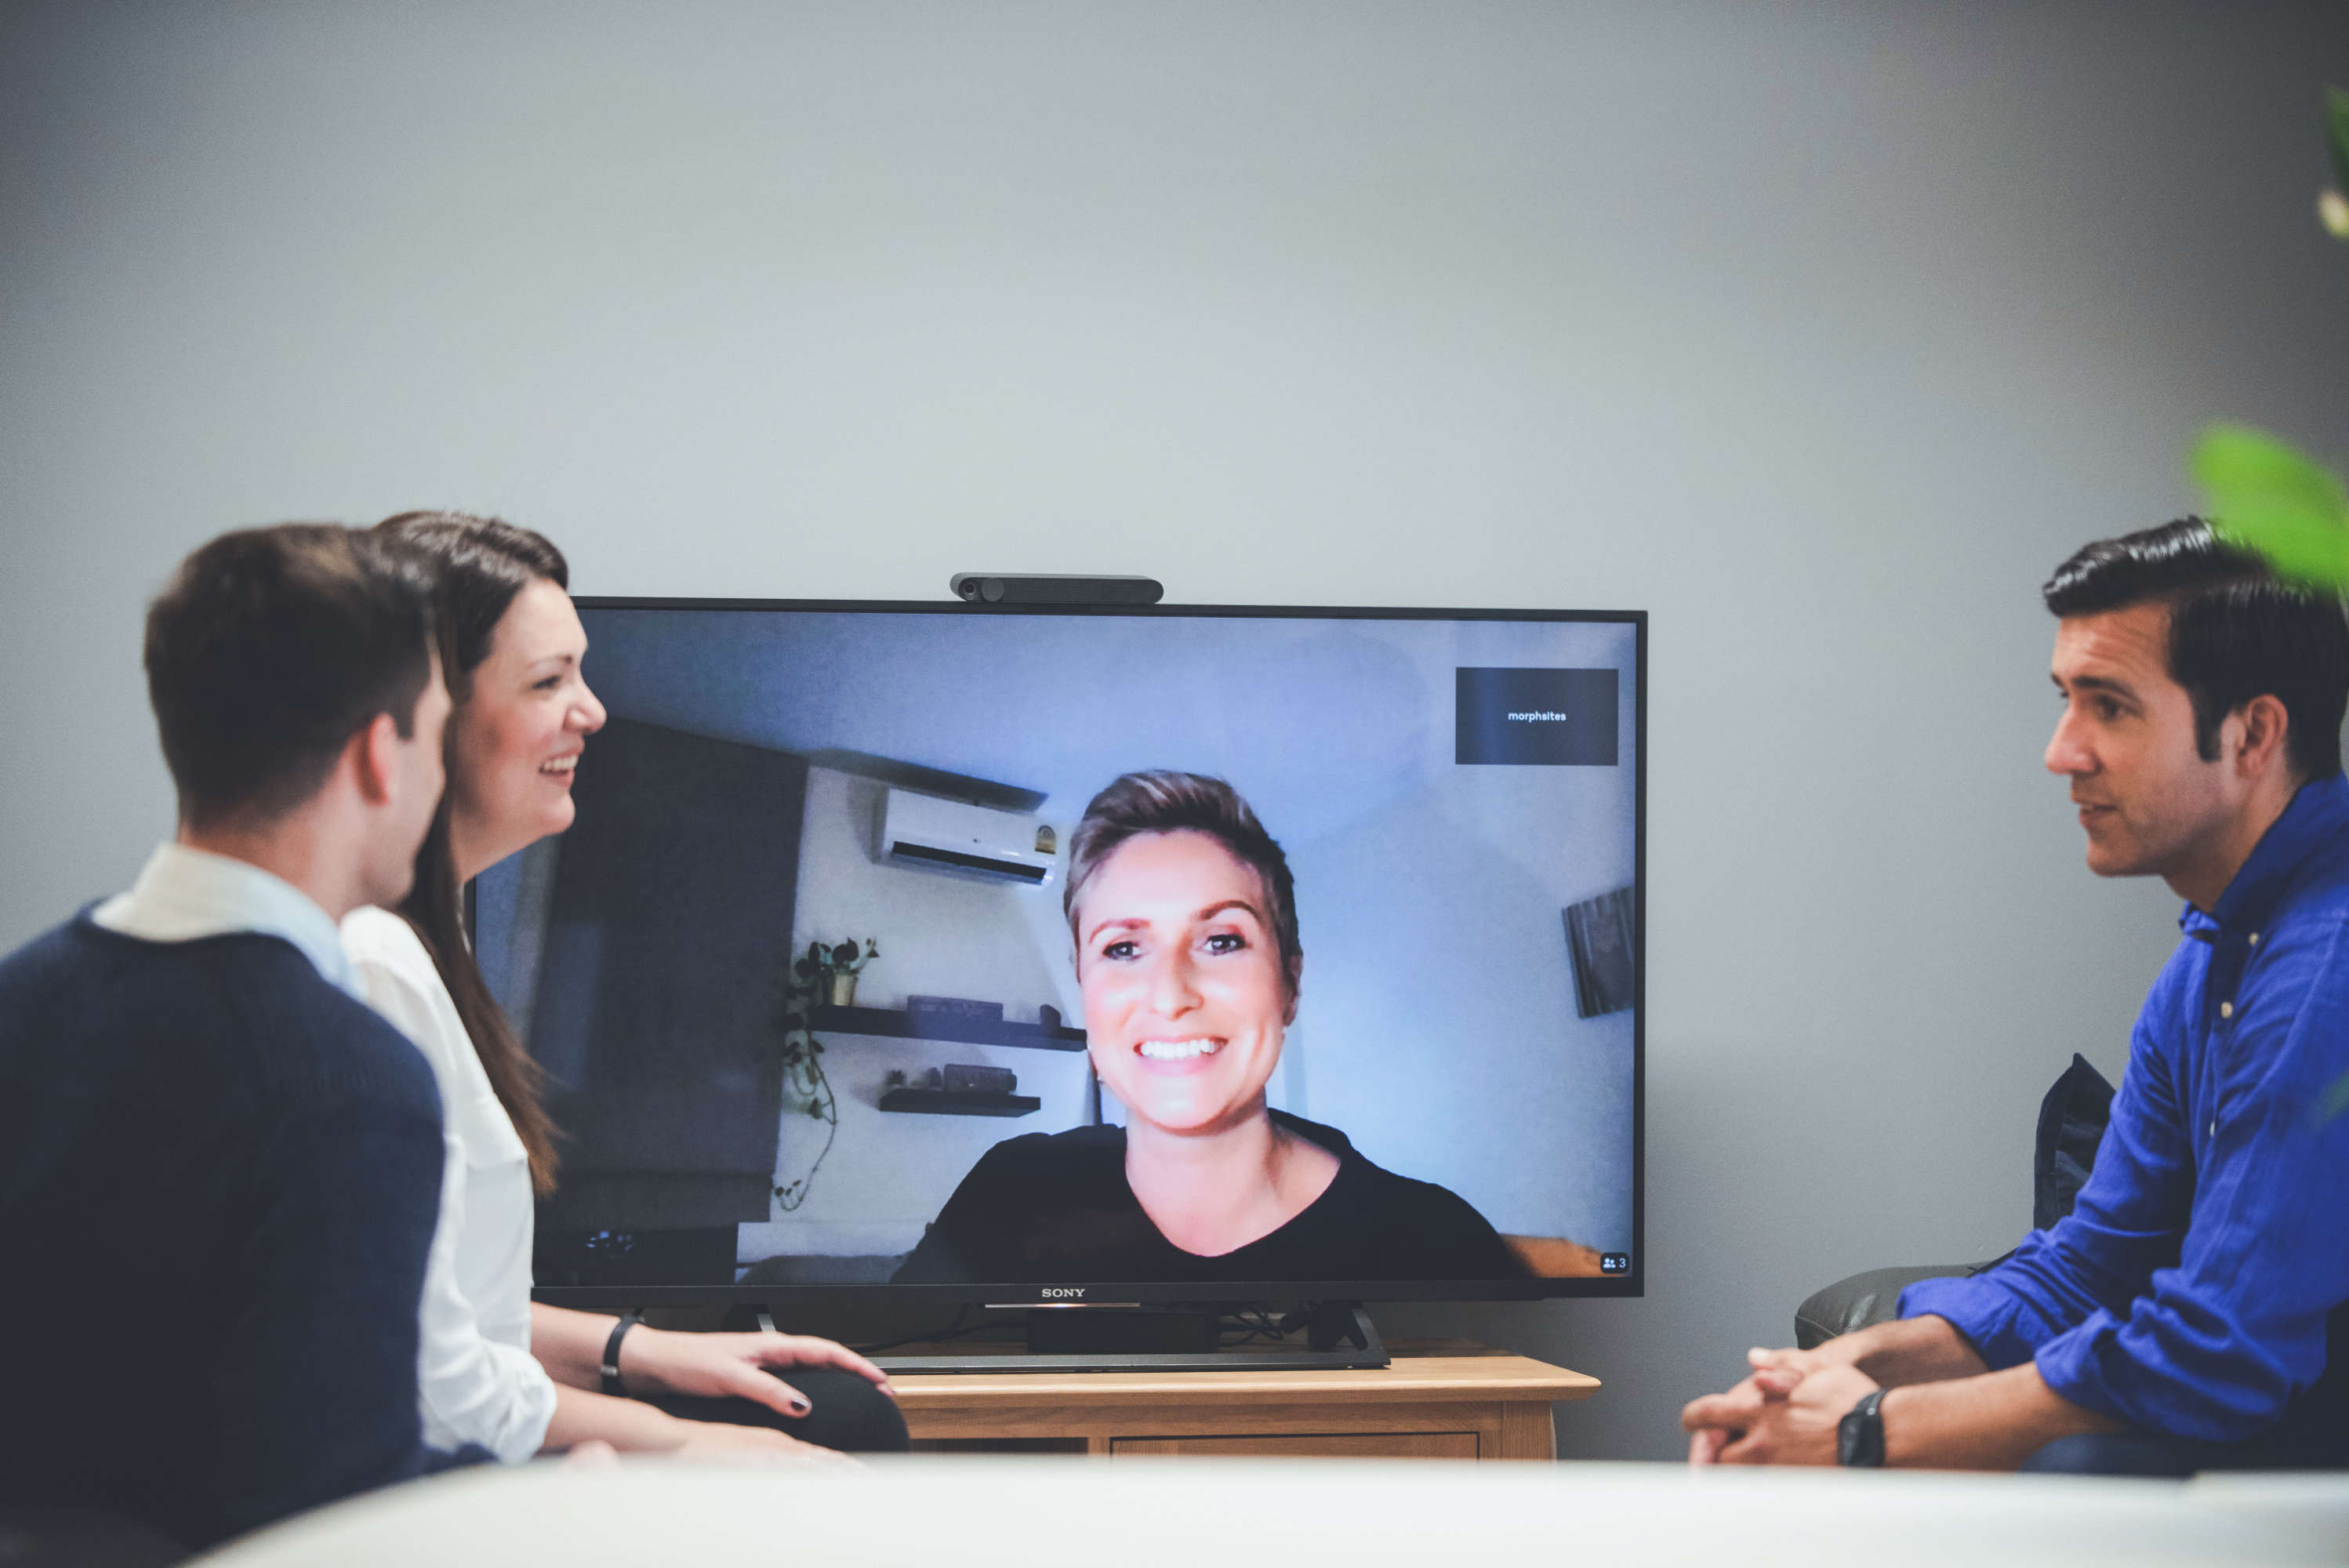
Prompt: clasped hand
<box><xmin>1680</xmin><ymin>1345</ymin><xmax>1879</xmax><ymax>1466</ymax></box>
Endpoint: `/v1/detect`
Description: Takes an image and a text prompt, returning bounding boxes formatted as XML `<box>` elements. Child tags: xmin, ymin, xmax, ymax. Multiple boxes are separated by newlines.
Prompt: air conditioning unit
<box><xmin>881</xmin><ymin>789</ymin><xmax>1058</xmax><ymax>887</ymax></box>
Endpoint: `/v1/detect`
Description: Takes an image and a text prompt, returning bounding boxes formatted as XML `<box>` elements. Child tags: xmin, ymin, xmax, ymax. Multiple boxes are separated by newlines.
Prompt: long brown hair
<box><xmin>374</xmin><ymin>510</ymin><xmax>568</xmax><ymax>1195</ymax></box>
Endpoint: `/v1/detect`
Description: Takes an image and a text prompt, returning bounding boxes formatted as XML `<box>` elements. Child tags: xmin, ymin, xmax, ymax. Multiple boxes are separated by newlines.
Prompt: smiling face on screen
<box><xmin>1074</xmin><ymin>829</ymin><xmax>1299</xmax><ymax>1139</ymax></box>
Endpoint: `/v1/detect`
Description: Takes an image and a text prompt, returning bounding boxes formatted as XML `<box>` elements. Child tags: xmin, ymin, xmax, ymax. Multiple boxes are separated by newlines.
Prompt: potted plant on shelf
<box><xmin>799</xmin><ymin>938</ymin><xmax>880</xmax><ymax>1008</ymax></box>
<box><xmin>770</xmin><ymin>937</ymin><xmax>879</xmax><ymax>1210</ymax></box>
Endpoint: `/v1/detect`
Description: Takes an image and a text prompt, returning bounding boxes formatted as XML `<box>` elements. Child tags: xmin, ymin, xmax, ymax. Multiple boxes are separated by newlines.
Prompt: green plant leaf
<box><xmin>2329</xmin><ymin>85</ymin><xmax>2349</xmax><ymax>195</ymax></box>
<box><xmin>2192</xmin><ymin>423</ymin><xmax>2349</xmax><ymax>591</ymax></box>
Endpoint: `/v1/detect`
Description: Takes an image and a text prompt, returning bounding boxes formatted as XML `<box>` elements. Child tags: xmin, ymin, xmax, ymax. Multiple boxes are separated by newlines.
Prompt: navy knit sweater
<box><xmin>0</xmin><ymin>914</ymin><xmax>455</xmax><ymax>1549</ymax></box>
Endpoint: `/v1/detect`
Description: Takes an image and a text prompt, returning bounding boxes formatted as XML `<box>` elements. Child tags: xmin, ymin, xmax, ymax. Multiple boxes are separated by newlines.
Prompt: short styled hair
<box><xmin>144</xmin><ymin>524</ymin><xmax>437</xmax><ymax>826</ymax></box>
<box><xmin>2043</xmin><ymin>517</ymin><xmax>2349</xmax><ymax>780</ymax></box>
<box><xmin>1063</xmin><ymin>770</ymin><xmax>1303</xmax><ymax>995</ymax></box>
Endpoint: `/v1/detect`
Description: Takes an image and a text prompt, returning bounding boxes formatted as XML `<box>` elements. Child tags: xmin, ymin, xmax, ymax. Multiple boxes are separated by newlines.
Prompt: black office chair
<box><xmin>1794</xmin><ymin>1055</ymin><xmax>2114</xmax><ymax>1348</ymax></box>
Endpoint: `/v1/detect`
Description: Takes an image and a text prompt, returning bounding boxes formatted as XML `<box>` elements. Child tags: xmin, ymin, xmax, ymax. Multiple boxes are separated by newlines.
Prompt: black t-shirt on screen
<box><xmin>893</xmin><ymin>1109</ymin><xmax>1525</xmax><ymax>1285</ymax></box>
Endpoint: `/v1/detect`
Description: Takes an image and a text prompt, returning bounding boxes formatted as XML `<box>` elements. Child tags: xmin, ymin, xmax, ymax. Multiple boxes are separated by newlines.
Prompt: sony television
<box><xmin>473</xmin><ymin>598</ymin><xmax>1643</xmax><ymax>1364</ymax></box>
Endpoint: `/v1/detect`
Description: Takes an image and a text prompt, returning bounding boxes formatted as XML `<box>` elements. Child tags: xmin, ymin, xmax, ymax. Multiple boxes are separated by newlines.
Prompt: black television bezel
<box><xmin>515</xmin><ymin>597</ymin><xmax>1646</xmax><ymax>1310</ymax></box>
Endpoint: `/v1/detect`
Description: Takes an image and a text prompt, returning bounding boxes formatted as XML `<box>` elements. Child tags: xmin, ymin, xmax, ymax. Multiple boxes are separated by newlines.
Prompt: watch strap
<box><xmin>1837</xmin><ymin>1388</ymin><xmax>1888</xmax><ymax>1468</ymax></box>
<box><xmin>601</xmin><ymin>1311</ymin><xmax>642</xmax><ymax>1397</ymax></box>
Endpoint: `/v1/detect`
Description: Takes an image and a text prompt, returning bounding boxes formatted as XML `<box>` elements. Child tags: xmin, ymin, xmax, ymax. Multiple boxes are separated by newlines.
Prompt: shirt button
<box><xmin>2249</xmin><ymin>932</ymin><xmax>2260</xmax><ymax>946</ymax></box>
<box><xmin>2208</xmin><ymin>1120</ymin><xmax>2217</xmax><ymax>1138</ymax></box>
<box><xmin>2220</xmin><ymin>1000</ymin><xmax>2234</xmax><ymax>1019</ymax></box>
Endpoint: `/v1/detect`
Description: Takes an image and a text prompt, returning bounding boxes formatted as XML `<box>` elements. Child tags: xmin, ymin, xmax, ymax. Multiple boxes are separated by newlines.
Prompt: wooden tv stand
<box><xmin>891</xmin><ymin>1340</ymin><xmax>1596</xmax><ymax>1461</ymax></box>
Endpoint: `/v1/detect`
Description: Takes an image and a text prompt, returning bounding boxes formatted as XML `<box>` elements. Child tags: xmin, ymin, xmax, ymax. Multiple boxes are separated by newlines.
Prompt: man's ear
<box><xmin>1282</xmin><ymin>953</ymin><xmax>1305</xmax><ymax>1027</ymax></box>
<box><xmin>350</xmin><ymin>712</ymin><xmax>402</xmax><ymax>806</ymax></box>
<box><xmin>2232</xmin><ymin>694</ymin><xmax>2292</xmax><ymax>779</ymax></box>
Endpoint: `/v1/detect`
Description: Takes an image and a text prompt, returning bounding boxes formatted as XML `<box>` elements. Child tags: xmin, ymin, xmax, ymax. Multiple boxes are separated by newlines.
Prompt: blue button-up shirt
<box><xmin>1902</xmin><ymin>772</ymin><xmax>2349</xmax><ymax>1447</ymax></box>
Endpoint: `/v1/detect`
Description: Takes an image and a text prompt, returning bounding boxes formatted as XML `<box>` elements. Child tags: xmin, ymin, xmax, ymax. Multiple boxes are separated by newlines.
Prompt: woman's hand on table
<box><xmin>619</xmin><ymin>1327</ymin><xmax>895</xmax><ymax>1419</ymax></box>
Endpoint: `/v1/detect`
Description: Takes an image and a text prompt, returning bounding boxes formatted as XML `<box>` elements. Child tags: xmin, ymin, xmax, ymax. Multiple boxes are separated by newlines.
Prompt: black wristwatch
<box><xmin>601</xmin><ymin>1311</ymin><xmax>642</xmax><ymax>1396</ymax></box>
<box><xmin>1836</xmin><ymin>1388</ymin><xmax>1888</xmax><ymax>1468</ymax></box>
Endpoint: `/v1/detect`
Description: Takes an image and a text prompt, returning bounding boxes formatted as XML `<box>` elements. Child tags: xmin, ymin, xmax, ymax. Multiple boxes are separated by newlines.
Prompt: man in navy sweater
<box><xmin>0</xmin><ymin>524</ymin><xmax>469</xmax><ymax>1549</ymax></box>
<box><xmin>1683</xmin><ymin>518</ymin><xmax>2349</xmax><ymax>1475</ymax></box>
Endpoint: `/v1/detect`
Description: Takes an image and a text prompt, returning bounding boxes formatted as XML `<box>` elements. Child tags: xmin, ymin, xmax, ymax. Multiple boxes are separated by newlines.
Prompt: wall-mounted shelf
<box><xmin>880</xmin><ymin>1087</ymin><xmax>1043</xmax><ymax>1117</ymax></box>
<box><xmin>811</xmin><ymin>1004</ymin><xmax>1086</xmax><ymax>1053</ymax></box>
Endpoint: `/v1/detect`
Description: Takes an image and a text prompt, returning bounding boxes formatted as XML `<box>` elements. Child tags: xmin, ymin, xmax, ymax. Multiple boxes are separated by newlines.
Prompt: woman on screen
<box><xmin>341</xmin><ymin>512</ymin><xmax>904</xmax><ymax>1461</ymax></box>
<box><xmin>895</xmin><ymin>770</ymin><xmax>1526</xmax><ymax>1284</ymax></box>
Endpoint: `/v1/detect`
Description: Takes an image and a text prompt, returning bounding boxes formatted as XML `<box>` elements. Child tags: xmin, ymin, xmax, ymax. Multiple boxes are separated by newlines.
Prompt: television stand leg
<box><xmin>866</xmin><ymin>1303</ymin><xmax>1389</xmax><ymax>1374</ymax></box>
<box><xmin>718</xmin><ymin>1304</ymin><xmax>783</xmax><ymax>1334</ymax></box>
<box><xmin>1280</xmin><ymin>1301</ymin><xmax>1379</xmax><ymax>1354</ymax></box>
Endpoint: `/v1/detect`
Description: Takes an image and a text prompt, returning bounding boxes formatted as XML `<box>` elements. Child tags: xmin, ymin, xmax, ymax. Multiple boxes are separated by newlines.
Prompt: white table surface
<box><xmin>195</xmin><ymin>1455</ymin><xmax>2349</xmax><ymax>1567</ymax></box>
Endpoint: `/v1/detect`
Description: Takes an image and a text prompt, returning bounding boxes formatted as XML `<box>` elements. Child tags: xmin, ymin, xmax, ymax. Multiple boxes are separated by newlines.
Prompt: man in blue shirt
<box><xmin>1683</xmin><ymin>517</ymin><xmax>2349</xmax><ymax>1475</ymax></box>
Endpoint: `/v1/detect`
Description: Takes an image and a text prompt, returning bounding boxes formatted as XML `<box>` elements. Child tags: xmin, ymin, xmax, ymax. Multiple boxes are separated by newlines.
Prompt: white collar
<box><xmin>92</xmin><ymin>842</ymin><xmax>362</xmax><ymax>999</ymax></box>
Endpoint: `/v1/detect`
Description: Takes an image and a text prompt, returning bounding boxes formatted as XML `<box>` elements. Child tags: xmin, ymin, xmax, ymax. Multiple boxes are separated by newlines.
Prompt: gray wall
<box><xmin>5</xmin><ymin>2</ymin><xmax>2344</xmax><ymax>1461</ymax></box>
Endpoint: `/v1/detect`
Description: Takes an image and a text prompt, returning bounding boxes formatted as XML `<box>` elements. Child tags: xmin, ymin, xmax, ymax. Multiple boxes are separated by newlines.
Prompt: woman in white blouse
<box><xmin>343</xmin><ymin>512</ymin><xmax>901</xmax><ymax>1462</ymax></box>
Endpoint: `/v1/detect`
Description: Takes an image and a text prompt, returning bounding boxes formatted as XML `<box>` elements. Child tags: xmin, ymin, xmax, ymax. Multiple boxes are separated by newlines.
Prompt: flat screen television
<box><xmin>474</xmin><ymin>598</ymin><xmax>1643</xmax><ymax>1330</ymax></box>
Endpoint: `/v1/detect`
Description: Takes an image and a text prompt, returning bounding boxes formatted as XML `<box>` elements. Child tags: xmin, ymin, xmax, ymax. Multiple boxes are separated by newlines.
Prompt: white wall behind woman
<box><xmin>744</xmin><ymin>763</ymin><xmax>1092</xmax><ymax>1264</ymax></box>
<box><xmin>4</xmin><ymin>1</ymin><xmax>2344</xmax><ymax>1459</ymax></box>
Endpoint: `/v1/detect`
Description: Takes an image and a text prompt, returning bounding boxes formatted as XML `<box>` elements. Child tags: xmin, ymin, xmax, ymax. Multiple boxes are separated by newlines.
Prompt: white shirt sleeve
<box><xmin>343</xmin><ymin>908</ymin><xmax>559</xmax><ymax>1465</ymax></box>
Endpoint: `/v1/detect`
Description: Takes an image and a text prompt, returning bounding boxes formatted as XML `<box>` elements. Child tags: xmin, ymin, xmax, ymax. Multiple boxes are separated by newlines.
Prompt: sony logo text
<box><xmin>1040</xmin><ymin>1287</ymin><xmax>1087</xmax><ymax>1299</ymax></box>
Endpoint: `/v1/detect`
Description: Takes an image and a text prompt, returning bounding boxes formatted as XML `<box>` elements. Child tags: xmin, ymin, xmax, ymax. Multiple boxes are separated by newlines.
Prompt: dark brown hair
<box><xmin>1062</xmin><ymin>770</ymin><xmax>1303</xmax><ymax>1000</ymax></box>
<box><xmin>145</xmin><ymin>524</ymin><xmax>436</xmax><ymax>826</ymax></box>
<box><xmin>2044</xmin><ymin>517</ymin><xmax>2349</xmax><ymax>779</ymax></box>
<box><xmin>373</xmin><ymin>510</ymin><xmax>570</xmax><ymax>1195</ymax></box>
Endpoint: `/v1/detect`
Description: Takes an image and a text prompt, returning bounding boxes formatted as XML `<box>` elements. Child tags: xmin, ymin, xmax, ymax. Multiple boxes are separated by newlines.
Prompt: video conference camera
<box><xmin>951</xmin><ymin>573</ymin><xmax>1165</xmax><ymax>606</ymax></box>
